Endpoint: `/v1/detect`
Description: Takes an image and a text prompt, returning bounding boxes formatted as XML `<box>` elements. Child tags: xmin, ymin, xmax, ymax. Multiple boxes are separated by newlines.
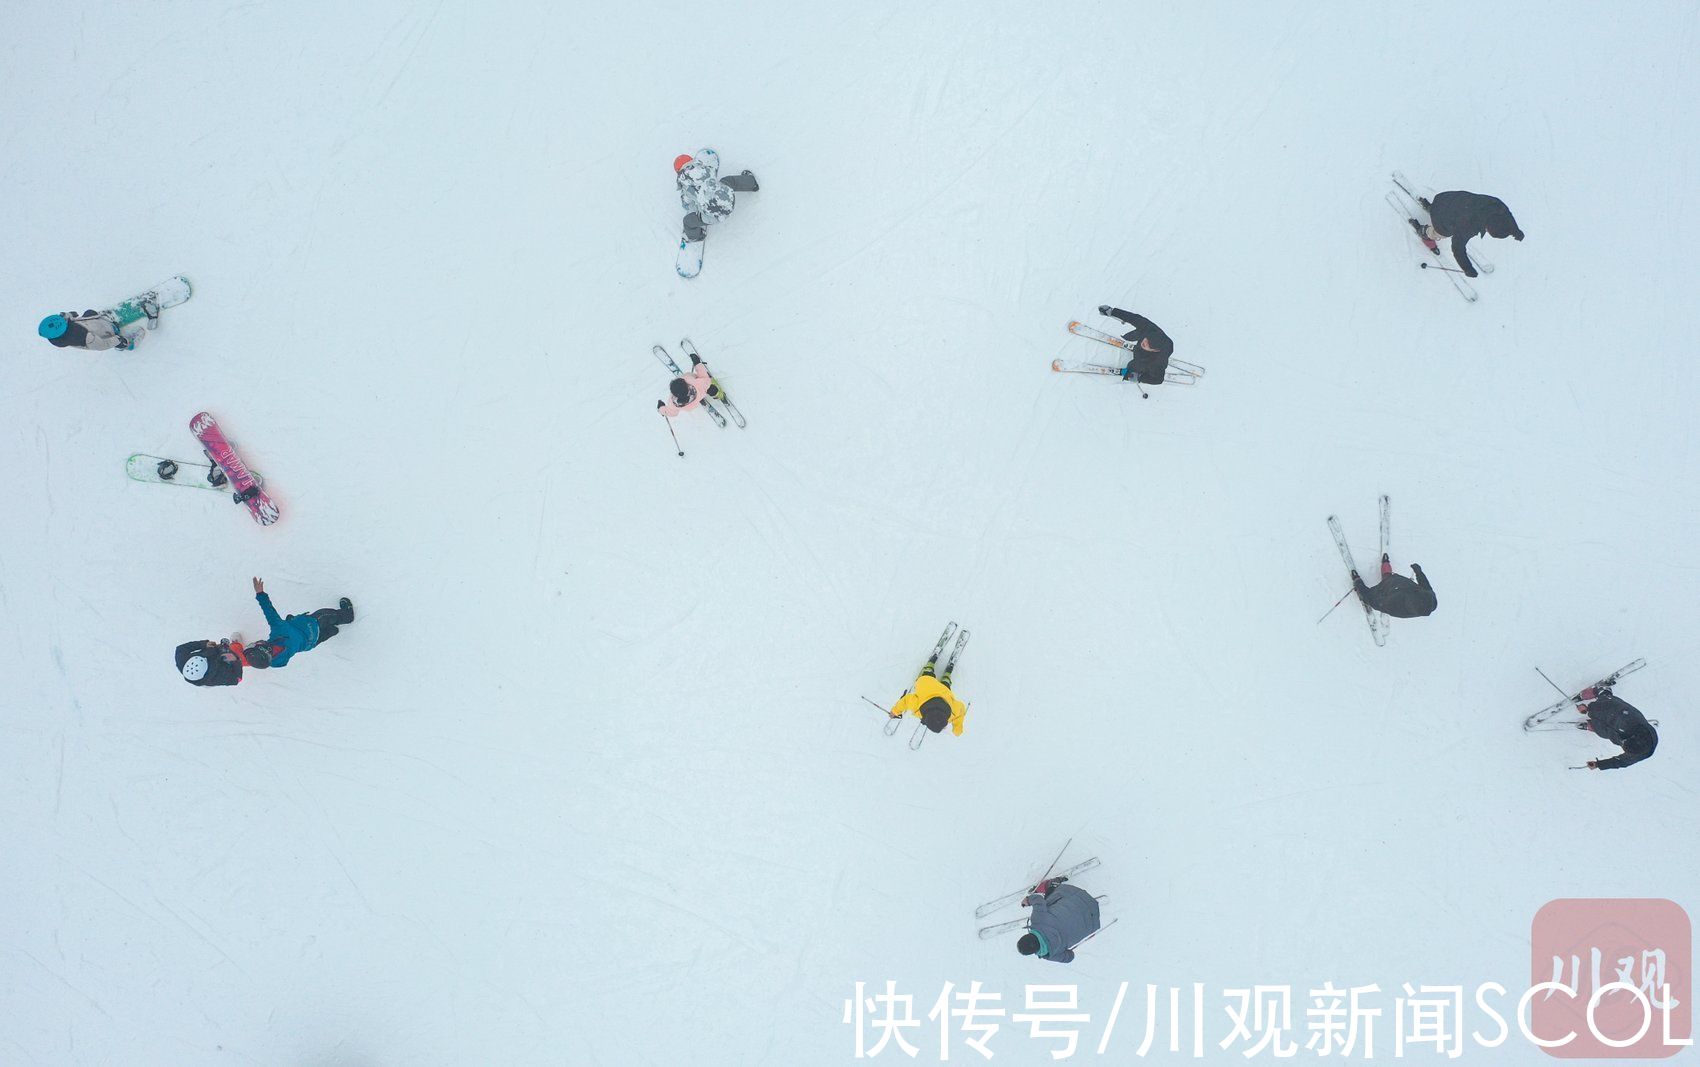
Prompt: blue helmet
<box><xmin>38</xmin><ymin>314</ymin><xmax>69</xmax><ymax>340</ymax></box>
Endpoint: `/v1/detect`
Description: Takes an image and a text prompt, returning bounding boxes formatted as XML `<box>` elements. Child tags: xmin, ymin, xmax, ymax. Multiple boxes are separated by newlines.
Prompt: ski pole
<box><xmin>661</xmin><ymin>413</ymin><xmax>684</xmax><ymax>457</ymax></box>
<box><xmin>1534</xmin><ymin>666</ymin><xmax>1572</xmax><ymax>701</ymax></box>
<box><xmin>1419</xmin><ymin>262</ymin><xmax>1470</xmax><ymax>275</ymax></box>
<box><xmin>860</xmin><ymin>695</ymin><xmax>894</xmax><ymax>716</ymax></box>
<box><xmin>1068</xmin><ymin>917</ymin><xmax>1119</xmax><ymax>951</ymax></box>
<box><xmin>1035</xmin><ymin>838</ymin><xmax>1072</xmax><ymax>888</ymax></box>
<box><xmin>1316</xmin><ymin>586</ymin><xmax>1357</xmax><ymax>624</ymax></box>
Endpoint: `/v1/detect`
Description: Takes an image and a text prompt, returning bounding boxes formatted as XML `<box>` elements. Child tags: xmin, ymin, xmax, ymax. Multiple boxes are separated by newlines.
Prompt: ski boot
<box><xmin>1407</xmin><ymin>217</ymin><xmax>1439</xmax><ymax>253</ymax></box>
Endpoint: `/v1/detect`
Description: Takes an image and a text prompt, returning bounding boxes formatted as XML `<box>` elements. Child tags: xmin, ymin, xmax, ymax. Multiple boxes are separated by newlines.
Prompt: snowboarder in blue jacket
<box><xmin>244</xmin><ymin>577</ymin><xmax>355</xmax><ymax>669</ymax></box>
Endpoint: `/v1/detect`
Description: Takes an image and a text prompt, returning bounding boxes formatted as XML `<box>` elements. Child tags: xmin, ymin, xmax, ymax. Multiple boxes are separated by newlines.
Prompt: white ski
<box><xmin>1327</xmin><ymin>515</ymin><xmax>1386</xmax><ymax>647</ymax></box>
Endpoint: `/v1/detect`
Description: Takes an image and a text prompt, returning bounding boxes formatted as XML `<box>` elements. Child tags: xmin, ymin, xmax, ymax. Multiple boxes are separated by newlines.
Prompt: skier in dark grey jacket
<box><xmin>1096</xmin><ymin>305</ymin><xmax>1174</xmax><ymax>386</ymax></box>
<box><xmin>1015</xmin><ymin>878</ymin><xmax>1100</xmax><ymax>964</ymax></box>
<box><xmin>1417</xmin><ymin>190</ymin><xmax>1523</xmax><ymax>278</ymax></box>
<box><xmin>1351</xmin><ymin>555</ymin><xmax>1437</xmax><ymax>618</ymax></box>
<box><xmin>1578</xmin><ymin>688</ymin><xmax>1659</xmax><ymax>770</ymax></box>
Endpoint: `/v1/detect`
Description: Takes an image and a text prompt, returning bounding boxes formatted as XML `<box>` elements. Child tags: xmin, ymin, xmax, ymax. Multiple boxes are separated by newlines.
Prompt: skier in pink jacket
<box><xmin>657</xmin><ymin>352</ymin><xmax>725</xmax><ymax>418</ymax></box>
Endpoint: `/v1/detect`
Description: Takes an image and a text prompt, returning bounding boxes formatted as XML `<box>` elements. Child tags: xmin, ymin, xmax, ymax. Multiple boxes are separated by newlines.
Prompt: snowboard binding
<box><xmin>155</xmin><ymin>459</ymin><xmax>179</xmax><ymax>481</ymax></box>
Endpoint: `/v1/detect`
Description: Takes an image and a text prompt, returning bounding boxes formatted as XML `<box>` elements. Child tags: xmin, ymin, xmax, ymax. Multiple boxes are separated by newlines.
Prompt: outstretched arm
<box><xmin>1102</xmin><ymin>306</ymin><xmax>1151</xmax><ymax>331</ymax></box>
<box><xmin>255</xmin><ymin>590</ymin><xmax>285</xmax><ymax>630</ymax></box>
<box><xmin>1591</xmin><ymin>748</ymin><xmax>1652</xmax><ymax>770</ymax></box>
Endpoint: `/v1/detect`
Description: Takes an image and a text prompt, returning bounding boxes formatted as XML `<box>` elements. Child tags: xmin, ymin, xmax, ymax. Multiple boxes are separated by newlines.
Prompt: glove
<box><xmin>1097</xmin><ymin>305</ymin><xmax>1112</xmax><ymax>316</ymax></box>
<box><xmin>656</xmin><ymin>400</ymin><xmax>666</xmax><ymax>409</ymax></box>
<box><xmin>1586</xmin><ymin>759</ymin><xmax>1600</xmax><ymax>769</ymax></box>
<box><xmin>1410</xmin><ymin>563</ymin><xmax>1424</xmax><ymax>574</ymax></box>
<box><xmin>689</xmin><ymin>353</ymin><xmax>703</xmax><ymax>367</ymax></box>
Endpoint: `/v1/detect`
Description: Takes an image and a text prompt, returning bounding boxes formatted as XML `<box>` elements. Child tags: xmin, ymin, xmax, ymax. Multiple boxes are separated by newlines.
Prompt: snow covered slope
<box><xmin>3</xmin><ymin>1</ymin><xmax>1698</xmax><ymax>1063</ymax></box>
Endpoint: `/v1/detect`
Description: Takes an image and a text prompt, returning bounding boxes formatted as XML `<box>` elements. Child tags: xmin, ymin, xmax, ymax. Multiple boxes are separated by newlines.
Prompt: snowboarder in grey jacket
<box><xmin>1578</xmin><ymin>688</ymin><xmax>1659</xmax><ymax>770</ymax></box>
<box><xmin>1352</xmin><ymin>555</ymin><xmax>1437</xmax><ymax>618</ymax></box>
<box><xmin>674</xmin><ymin>149</ymin><xmax>759</xmax><ymax>244</ymax></box>
<box><xmin>1016</xmin><ymin>879</ymin><xmax>1101</xmax><ymax>964</ymax></box>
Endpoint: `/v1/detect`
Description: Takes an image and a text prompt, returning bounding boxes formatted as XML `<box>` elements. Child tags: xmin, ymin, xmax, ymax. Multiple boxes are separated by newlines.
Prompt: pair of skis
<box><xmin>126</xmin><ymin>412</ymin><xmax>280</xmax><ymax>526</ymax></box>
<box><xmin>1057</xmin><ymin>321</ymin><xmax>1205</xmax><ymax>391</ymax></box>
<box><xmin>1326</xmin><ymin>494</ymin><xmax>1390</xmax><ymax>646</ymax></box>
<box><xmin>1523</xmin><ymin>659</ymin><xmax>1646</xmax><ymax>731</ymax></box>
<box><xmin>1385</xmin><ymin>172</ymin><xmax>1491</xmax><ymax>303</ymax></box>
<box><xmin>875</xmin><ymin>621</ymin><xmax>970</xmax><ymax>750</ymax></box>
<box><xmin>653</xmin><ymin>340</ymin><xmax>746</xmax><ymax>429</ymax></box>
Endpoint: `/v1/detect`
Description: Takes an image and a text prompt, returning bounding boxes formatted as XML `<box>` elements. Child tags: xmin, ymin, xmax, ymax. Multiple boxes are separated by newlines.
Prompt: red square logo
<box><xmin>1531</xmin><ymin>898</ymin><xmax>1692</xmax><ymax>1058</ymax></box>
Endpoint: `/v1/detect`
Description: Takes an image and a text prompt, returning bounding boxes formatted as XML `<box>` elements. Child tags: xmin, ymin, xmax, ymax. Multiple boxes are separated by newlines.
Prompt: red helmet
<box><xmin>673</xmin><ymin>154</ymin><xmax>694</xmax><ymax>174</ymax></box>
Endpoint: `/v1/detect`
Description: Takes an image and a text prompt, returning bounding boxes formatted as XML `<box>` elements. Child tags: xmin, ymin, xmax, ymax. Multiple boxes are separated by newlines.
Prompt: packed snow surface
<box><xmin>3</xmin><ymin>1</ymin><xmax>1698</xmax><ymax>1063</ymax></box>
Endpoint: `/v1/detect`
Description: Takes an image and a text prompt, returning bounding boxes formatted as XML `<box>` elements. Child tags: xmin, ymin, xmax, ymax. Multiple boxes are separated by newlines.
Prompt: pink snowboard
<box><xmin>189</xmin><ymin>411</ymin><xmax>280</xmax><ymax>526</ymax></box>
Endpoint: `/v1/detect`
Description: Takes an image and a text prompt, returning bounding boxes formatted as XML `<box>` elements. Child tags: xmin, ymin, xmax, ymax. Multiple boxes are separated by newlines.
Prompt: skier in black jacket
<box><xmin>1578</xmin><ymin>687</ymin><xmax>1658</xmax><ymax>770</ymax></box>
<box><xmin>175</xmin><ymin>637</ymin><xmax>246</xmax><ymax>686</ymax></box>
<box><xmin>1418</xmin><ymin>191</ymin><xmax>1523</xmax><ymax>278</ymax></box>
<box><xmin>1097</xmin><ymin>306</ymin><xmax>1173</xmax><ymax>386</ymax></box>
<box><xmin>1351</xmin><ymin>555</ymin><xmax>1437</xmax><ymax>618</ymax></box>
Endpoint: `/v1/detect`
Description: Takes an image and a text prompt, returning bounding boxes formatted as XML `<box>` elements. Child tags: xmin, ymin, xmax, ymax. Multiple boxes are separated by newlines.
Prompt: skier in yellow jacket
<box><xmin>889</xmin><ymin>623</ymin><xmax>970</xmax><ymax>737</ymax></box>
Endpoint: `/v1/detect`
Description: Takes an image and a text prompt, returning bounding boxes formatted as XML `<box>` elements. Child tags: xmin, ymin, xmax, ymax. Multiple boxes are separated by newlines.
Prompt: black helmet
<box><xmin>669</xmin><ymin>378</ymin><xmax>693</xmax><ymax>405</ymax></box>
<box><xmin>919</xmin><ymin>697</ymin><xmax>951</xmax><ymax>733</ymax></box>
<box><xmin>1017</xmin><ymin>934</ymin><xmax>1040</xmax><ymax>956</ymax></box>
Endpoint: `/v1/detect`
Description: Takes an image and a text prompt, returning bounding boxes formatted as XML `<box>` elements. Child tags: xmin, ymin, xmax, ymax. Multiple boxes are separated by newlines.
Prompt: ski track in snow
<box><xmin>4</xmin><ymin>1</ymin><xmax>1700</xmax><ymax>1064</ymax></box>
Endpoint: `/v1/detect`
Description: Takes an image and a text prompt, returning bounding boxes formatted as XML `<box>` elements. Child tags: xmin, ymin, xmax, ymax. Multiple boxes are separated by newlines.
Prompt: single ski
<box><xmin>189</xmin><ymin>412</ymin><xmax>280</xmax><ymax>526</ymax></box>
<box><xmin>126</xmin><ymin>452</ymin><xmax>232</xmax><ymax>492</ymax></box>
<box><xmin>1327</xmin><ymin>515</ymin><xmax>1385</xmax><ymax>647</ymax></box>
<box><xmin>1375</xmin><ymin>494</ymin><xmax>1391</xmax><ymax>644</ymax></box>
<box><xmin>652</xmin><ymin>343</ymin><xmax>684</xmax><ymax>376</ymax></box>
<box><xmin>653</xmin><ymin>344</ymin><xmax>725</xmax><ymax>427</ymax></box>
<box><xmin>978</xmin><ymin>917</ymin><xmax>1028</xmax><ymax>940</ymax></box>
<box><xmin>1386</xmin><ymin>184</ymin><xmax>1477</xmax><ymax>302</ymax></box>
<box><xmin>1391</xmin><ymin>172</ymin><xmax>1493</xmax><ymax>274</ymax></box>
<box><xmin>944</xmin><ymin>626</ymin><xmax>970</xmax><ymax>671</ymax></box>
<box><xmin>974</xmin><ymin>857</ymin><xmax>1101</xmax><ymax>919</ymax></box>
<box><xmin>1051</xmin><ymin>358</ymin><xmax>1200</xmax><ymax>385</ymax></box>
<box><xmin>679</xmin><ymin>338</ymin><xmax>747</xmax><ymax>427</ymax></box>
<box><xmin>1525</xmin><ymin>719</ymin><xmax>1591</xmax><ymax>733</ymax></box>
<box><xmin>909</xmin><ymin>722</ymin><xmax>927</xmax><ymax>749</ymax></box>
<box><xmin>1523</xmin><ymin>659</ymin><xmax>1647</xmax><ymax>730</ymax></box>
